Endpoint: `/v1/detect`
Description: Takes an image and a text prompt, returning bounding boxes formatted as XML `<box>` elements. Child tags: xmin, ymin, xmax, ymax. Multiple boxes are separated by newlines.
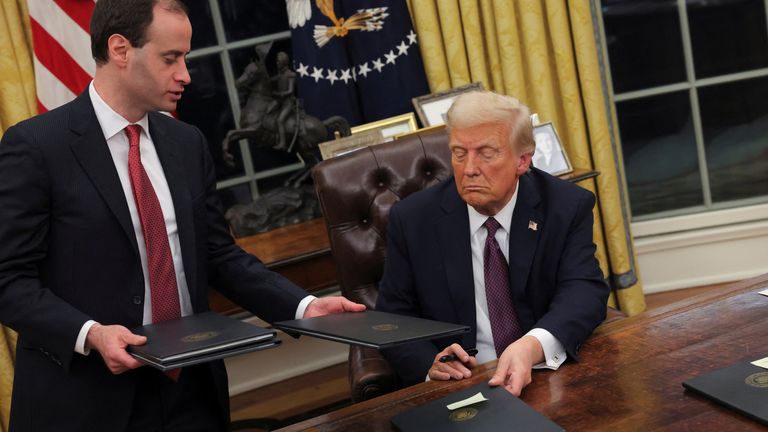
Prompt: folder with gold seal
<box><xmin>274</xmin><ymin>310</ymin><xmax>470</xmax><ymax>349</ymax></box>
<box><xmin>127</xmin><ymin>312</ymin><xmax>280</xmax><ymax>371</ymax></box>
<box><xmin>682</xmin><ymin>359</ymin><xmax>768</xmax><ymax>426</ymax></box>
<box><xmin>390</xmin><ymin>382</ymin><xmax>563</xmax><ymax>431</ymax></box>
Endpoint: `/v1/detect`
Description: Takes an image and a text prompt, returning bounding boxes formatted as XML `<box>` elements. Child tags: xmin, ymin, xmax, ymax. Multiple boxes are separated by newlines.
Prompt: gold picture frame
<box><xmin>532</xmin><ymin>122</ymin><xmax>573</xmax><ymax>176</ymax></box>
<box><xmin>411</xmin><ymin>82</ymin><xmax>484</xmax><ymax>127</ymax></box>
<box><xmin>350</xmin><ymin>112</ymin><xmax>418</xmax><ymax>142</ymax></box>
<box><xmin>318</xmin><ymin>128</ymin><xmax>385</xmax><ymax>160</ymax></box>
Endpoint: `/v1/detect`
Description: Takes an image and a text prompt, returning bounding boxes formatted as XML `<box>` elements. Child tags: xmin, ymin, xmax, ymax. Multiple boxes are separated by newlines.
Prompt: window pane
<box><xmin>176</xmin><ymin>54</ymin><xmax>242</xmax><ymax>181</ymax></box>
<box><xmin>699</xmin><ymin>77</ymin><xmax>768</xmax><ymax>203</ymax></box>
<box><xmin>617</xmin><ymin>92</ymin><xmax>703</xmax><ymax>216</ymax></box>
<box><xmin>219</xmin><ymin>0</ymin><xmax>289</xmax><ymax>42</ymax></box>
<box><xmin>185</xmin><ymin>0</ymin><xmax>218</xmax><ymax>50</ymax></box>
<box><xmin>602</xmin><ymin>0</ymin><xmax>686</xmax><ymax>93</ymax></box>
<box><xmin>687</xmin><ymin>0</ymin><xmax>768</xmax><ymax>79</ymax></box>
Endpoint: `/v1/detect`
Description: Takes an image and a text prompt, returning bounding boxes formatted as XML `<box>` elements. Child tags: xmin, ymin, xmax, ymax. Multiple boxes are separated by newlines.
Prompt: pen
<box><xmin>439</xmin><ymin>348</ymin><xmax>478</xmax><ymax>363</ymax></box>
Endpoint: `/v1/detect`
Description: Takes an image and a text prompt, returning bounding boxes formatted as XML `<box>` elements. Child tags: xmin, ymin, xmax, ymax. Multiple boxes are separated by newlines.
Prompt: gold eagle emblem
<box><xmin>313</xmin><ymin>0</ymin><xmax>388</xmax><ymax>48</ymax></box>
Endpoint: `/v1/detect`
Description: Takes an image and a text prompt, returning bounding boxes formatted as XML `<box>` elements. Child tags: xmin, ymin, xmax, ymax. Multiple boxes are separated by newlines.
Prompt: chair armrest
<box><xmin>348</xmin><ymin>346</ymin><xmax>398</xmax><ymax>403</ymax></box>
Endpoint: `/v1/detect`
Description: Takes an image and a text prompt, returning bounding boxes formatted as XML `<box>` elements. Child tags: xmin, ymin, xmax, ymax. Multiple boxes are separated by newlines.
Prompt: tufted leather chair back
<box><xmin>312</xmin><ymin>128</ymin><xmax>453</xmax><ymax>309</ymax></box>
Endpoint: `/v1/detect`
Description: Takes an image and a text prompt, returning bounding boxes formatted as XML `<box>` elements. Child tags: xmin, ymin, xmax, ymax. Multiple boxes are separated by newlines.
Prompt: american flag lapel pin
<box><xmin>528</xmin><ymin>220</ymin><xmax>538</xmax><ymax>231</ymax></box>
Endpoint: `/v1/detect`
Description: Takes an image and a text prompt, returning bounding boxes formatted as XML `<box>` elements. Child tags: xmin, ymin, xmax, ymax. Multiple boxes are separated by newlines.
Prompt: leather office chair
<box><xmin>312</xmin><ymin>127</ymin><xmax>453</xmax><ymax>402</ymax></box>
<box><xmin>312</xmin><ymin>127</ymin><xmax>624</xmax><ymax>403</ymax></box>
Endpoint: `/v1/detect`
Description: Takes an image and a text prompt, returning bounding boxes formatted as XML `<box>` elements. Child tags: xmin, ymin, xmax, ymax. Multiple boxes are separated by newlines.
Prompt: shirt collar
<box><xmin>88</xmin><ymin>81</ymin><xmax>150</xmax><ymax>141</ymax></box>
<box><xmin>467</xmin><ymin>184</ymin><xmax>519</xmax><ymax>236</ymax></box>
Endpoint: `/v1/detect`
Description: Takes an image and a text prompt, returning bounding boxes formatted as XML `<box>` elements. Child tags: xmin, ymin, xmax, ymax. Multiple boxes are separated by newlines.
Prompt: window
<box><xmin>176</xmin><ymin>0</ymin><xmax>300</xmax><ymax>213</ymax></box>
<box><xmin>600</xmin><ymin>0</ymin><xmax>768</xmax><ymax>220</ymax></box>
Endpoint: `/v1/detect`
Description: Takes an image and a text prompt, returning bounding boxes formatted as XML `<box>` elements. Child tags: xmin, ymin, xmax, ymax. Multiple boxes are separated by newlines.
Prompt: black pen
<box><xmin>439</xmin><ymin>348</ymin><xmax>478</xmax><ymax>363</ymax></box>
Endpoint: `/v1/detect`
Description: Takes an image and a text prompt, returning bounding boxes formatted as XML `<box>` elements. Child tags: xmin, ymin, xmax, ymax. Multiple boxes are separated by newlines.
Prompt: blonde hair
<box><xmin>446</xmin><ymin>90</ymin><xmax>535</xmax><ymax>154</ymax></box>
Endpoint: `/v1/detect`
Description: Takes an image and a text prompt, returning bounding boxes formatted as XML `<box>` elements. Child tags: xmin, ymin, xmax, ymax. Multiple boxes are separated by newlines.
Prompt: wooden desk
<box><xmin>278</xmin><ymin>273</ymin><xmax>768</xmax><ymax>431</ymax></box>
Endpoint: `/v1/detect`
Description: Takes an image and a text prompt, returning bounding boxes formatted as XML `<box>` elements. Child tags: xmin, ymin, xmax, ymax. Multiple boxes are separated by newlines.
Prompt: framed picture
<box><xmin>350</xmin><ymin>112</ymin><xmax>418</xmax><ymax>142</ymax></box>
<box><xmin>412</xmin><ymin>82</ymin><xmax>484</xmax><ymax>127</ymax></box>
<box><xmin>318</xmin><ymin>128</ymin><xmax>385</xmax><ymax>160</ymax></box>
<box><xmin>532</xmin><ymin>122</ymin><xmax>573</xmax><ymax>176</ymax></box>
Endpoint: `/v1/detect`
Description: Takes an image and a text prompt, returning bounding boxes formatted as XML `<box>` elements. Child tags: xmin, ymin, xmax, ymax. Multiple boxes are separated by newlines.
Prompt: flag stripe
<box><xmin>33</xmin><ymin>56</ymin><xmax>77</xmax><ymax>112</ymax></box>
<box><xmin>28</xmin><ymin>0</ymin><xmax>96</xmax><ymax>77</ymax></box>
<box><xmin>30</xmin><ymin>18</ymin><xmax>92</xmax><ymax>97</ymax></box>
<box><xmin>52</xmin><ymin>0</ymin><xmax>95</xmax><ymax>34</ymax></box>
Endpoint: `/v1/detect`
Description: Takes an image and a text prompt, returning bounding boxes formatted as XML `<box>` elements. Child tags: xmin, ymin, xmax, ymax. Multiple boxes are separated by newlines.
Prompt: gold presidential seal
<box><xmin>181</xmin><ymin>331</ymin><xmax>220</xmax><ymax>343</ymax></box>
<box><xmin>449</xmin><ymin>407</ymin><xmax>478</xmax><ymax>422</ymax></box>
<box><xmin>745</xmin><ymin>372</ymin><xmax>768</xmax><ymax>388</ymax></box>
<box><xmin>372</xmin><ymin>324</ymin><xmax>398</xmax><ymax>331</ymax></box>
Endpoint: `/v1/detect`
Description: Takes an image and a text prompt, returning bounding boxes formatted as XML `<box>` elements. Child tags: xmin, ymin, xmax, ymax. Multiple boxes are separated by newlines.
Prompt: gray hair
<box><xmin>446</xmin><ymin>90</ymin><xmax>535</xmax><ymax>154</ymax></box>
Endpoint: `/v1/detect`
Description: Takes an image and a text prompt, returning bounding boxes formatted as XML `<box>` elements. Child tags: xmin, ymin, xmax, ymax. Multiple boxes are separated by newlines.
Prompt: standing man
<box><xmin>376</xmin><ymin>91</ymin><xmax>608</xmax><ymax>396</ymax></box>
<box><xmin>0</xmin><ymin>1</ymin><xmax>363</xmax><ymax>430</ymax></box>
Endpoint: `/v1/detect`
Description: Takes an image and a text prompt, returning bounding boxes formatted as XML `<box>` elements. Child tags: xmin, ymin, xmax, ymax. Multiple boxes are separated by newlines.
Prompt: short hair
<box><xmin>90</xmin><ymin>0</ymin><xmax>189</xmax><ymax>66</ymax></box>
<box><xmin>446</xmin><ymin>90</ymin><xmax>535</xmax><ymax>154</ymax></box>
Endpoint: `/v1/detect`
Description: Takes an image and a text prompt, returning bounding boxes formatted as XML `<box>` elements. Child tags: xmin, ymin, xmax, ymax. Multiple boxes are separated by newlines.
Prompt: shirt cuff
<box><xmin>526</xmin><ymin>328</ymin><xmax>566</xmax><ymax>370</ymax></box>
<box><xmin>75</xmin><ymin>320</ymin><xmax>97</xmax><ymax>355</ymax></box>
<box><xmin>296</xmin><ymin>295</ymin><xmax>317</xmax><ymax>319</ymax></box>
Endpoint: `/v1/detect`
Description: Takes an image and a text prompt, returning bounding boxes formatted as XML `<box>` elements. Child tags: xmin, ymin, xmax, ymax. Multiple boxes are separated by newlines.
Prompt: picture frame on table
<box><xmin>318</xmin><ymin>128</ymin><xmax>385</xmax><ymax>160</ymax></box>
<box><xmin>350</xmin><ymin>112</ymin><xmax>418</xmax><ymax>142</ymax></box>
<box><xmin>531</xmin><ymin>122</ymin><xmax>573</xmax><ymax>176</ymax></box>
<box><xmin>411</xmin><ymin>82</ymin><xmax>484</xmax><ymax>127</ymax></box>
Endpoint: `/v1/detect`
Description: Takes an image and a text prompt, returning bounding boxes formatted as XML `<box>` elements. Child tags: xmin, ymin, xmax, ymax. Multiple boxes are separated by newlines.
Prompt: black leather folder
<box><xmin>391</xmin><ymin>382</ymin><xmax>564</xmax><ymax>431</ymax></box>
<box><xmin>682</xmin><ymin>360</ymin><xmax>768</xmax><ymax>426</ymax></box>
<box><xmin>273</xmin><ymin>310</ymin><xmax>470</xmax><ymax>348</ymax></box>
<box><xmin>127</xmin><ymin>312</ymin><xmax>279</xmax><ymax>371</ymax></box>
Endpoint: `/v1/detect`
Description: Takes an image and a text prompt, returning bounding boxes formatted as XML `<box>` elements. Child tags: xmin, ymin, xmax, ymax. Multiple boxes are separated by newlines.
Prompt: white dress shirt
<box><xmin>467</xmin><ymin>185</ymin><xmax>566</xmax><ymax>370</ymax></box>
<box><xmin>75</xmin><ymin>82</ymin><xmax>313</xmax><ymax>354</ymax></box>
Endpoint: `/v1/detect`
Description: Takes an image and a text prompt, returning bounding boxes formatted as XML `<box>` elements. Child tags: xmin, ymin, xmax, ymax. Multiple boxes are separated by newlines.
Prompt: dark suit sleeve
<box><xmin>190</xmin><ymin>127</ymin><xmax>308</xmax><ymax>323</ymax></box>
<box><xmin>376</xmin><ymin>204</ymin><xmax>440</xmax><ymax>386</ymax></box>
<box><xmin>0</xmin><ymin>125</ymin><xmax>90</xmax><ymax>370</ymax></box>
<box><xmin>535</xmin><ymin>189</ymin><xmax>608</xmax><ymax>360</ymax></box>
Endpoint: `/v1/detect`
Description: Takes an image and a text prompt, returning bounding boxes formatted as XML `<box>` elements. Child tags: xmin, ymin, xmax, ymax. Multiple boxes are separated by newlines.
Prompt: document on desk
<box><xmin>274</xmin><ymin>310</ymin><xmax>470</xmax><ymax>349</ymax></box>
<box><xmin>682</xmin><ymin>360</ymin><xmax>768</xmax><ymax>426</ymax></box>
<box><xmin>127</xmin><ymin>312</ymin><xmax>280</xmax><ymax>371</ymax></box>
<box><xmin>390</xmin><ymin>383</ymin><xmax>564</xmax><ymax>431</ymax></box>
<box><xmin>759</xmin><ymin>288</ymin><xmax>768</xmax><ymax>297</ymax></box>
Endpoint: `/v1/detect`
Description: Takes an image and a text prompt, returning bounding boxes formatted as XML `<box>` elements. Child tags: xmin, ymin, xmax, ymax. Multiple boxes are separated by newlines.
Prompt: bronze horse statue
<box><xmin>222</xmin><ymin>52</ymin><xmax>349</xmax><ymax>187</ymax></box>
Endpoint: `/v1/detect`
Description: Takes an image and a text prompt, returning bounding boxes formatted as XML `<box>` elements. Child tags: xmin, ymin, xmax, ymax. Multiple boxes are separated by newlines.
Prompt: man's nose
<box><xmin>177</xmin><ymin>62</ymin><xmax>191</xmax><ymax>85</ymax></box>
<box><xmin>464</xmin><ymin>152</ymin><xmax>480</xmax><ymax>175</ymax></box>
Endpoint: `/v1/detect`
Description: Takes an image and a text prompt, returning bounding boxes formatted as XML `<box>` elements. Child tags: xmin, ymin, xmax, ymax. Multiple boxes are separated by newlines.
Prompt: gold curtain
<box><xmin>407</xmin><ymin>0</ymin><xmax>646</xmax><ymax>315</ymax></box>
<box><xmin>0</xmin><ymin>0</ymin><xmax>35</xmax><ymax>428</ymax></box>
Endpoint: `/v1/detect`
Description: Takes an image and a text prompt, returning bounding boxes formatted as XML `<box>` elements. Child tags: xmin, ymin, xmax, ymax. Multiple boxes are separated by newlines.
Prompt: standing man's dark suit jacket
<box><xmin>0</xmin><ymin>92</ymin><xmax>308</xmax><ymax>431</ymax></box>
<box><xmin>376</xmin><ymin>169</ymin><xmax>609</xmax><ymax>386</ymax></box>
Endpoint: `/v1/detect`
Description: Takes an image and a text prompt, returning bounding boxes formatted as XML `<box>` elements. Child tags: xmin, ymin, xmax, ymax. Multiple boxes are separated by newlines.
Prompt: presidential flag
<box><xmin>287</xmin><ymin>0</ymin><xmax>429</xmax><ymax>125</ymax></box>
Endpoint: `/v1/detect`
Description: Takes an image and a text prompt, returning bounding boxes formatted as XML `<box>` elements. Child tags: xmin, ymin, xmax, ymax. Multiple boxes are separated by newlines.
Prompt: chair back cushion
<box><xmin>312</xmin><ymin>128</ymin><xmax>452</xmax><ymax>307</ymax></box>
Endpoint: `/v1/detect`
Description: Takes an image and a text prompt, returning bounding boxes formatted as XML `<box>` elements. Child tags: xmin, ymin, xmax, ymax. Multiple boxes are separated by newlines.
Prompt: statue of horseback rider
<box><xmin>269</xmin><ymin>52</ymin><xmax>297</xmax><ymax>152</ymax></box>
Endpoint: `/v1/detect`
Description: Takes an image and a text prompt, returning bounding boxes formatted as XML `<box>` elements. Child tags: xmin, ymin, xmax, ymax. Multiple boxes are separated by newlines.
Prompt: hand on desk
<box><xmin>488</xmin><ymin>335</ymin><xmax>544</xmax><ymax>396</ymax></box>
<box><xmin>428</xmin><ymin>343</ymin><xmax>478</xmax><ymax>381</ymax></box>
<box><xmin>303</xmin><ymin>296</ymin><xmax>366</xmax><ymax>318</ymax></box>
<box><xmin>85</xmin><ymin>323</ymin><xmax>146</xmax><ymax>374</ymax></box>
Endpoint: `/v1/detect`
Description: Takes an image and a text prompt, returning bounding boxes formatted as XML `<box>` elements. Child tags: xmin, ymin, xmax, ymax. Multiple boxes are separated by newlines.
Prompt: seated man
<box><xmin>376</xmin><ymin>90</ymin><xmax>608</xmax><ymax>395</ymax></box>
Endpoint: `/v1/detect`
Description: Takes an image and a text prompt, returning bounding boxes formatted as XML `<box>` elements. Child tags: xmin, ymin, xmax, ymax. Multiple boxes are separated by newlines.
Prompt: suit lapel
<box><xmin>148</xmin><ymin>114</ymin><xmax>198</xmax><ymax>301</ymax></box>
<box><xmin>507</xmin><ymin>174</ymin><xmax>542</xmax><ymax>300</ymax></box>
<box><xmin>437</xmin><ymin>182</ymin><xmax>476</xmax><ymax>346</ymax></box>
<box><xmin>68</xmin><ymin>92</ymin><xmax>139</xmax><ymax>256</ymax></box>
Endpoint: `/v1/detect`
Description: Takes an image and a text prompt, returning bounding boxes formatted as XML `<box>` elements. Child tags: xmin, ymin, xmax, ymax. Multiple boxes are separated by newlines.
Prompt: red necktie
<box><xmin>125</xmin><ymin>125</ymin><xmax>181</xmax><ymax>380</ymax></box>
<box><xmin>483</xmin><ymin>217</ymin><xmax>523</xmax><ymax>357</ymax></box>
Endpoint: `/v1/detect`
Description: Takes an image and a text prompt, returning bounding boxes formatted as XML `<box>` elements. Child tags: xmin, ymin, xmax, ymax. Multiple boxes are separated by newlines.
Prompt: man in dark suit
<box><xmin>376</xmin><ymin>91</ymin><xmax>608</xmax><ymax>396</ymax></box>
<box><xmin>0</xmin><ymin>1</ymin><xmax>363</xmax><ymax>430</ymax></box>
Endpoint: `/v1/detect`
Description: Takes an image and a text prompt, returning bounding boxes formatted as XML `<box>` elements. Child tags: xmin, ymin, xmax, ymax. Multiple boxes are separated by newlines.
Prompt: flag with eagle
<box><xmin>287</xmin><ymin>0</ymin><xmax>429</xmax><ymax>126</ymax></box>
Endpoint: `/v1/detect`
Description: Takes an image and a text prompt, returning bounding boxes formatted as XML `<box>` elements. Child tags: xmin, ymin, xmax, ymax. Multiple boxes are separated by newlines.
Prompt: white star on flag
<box><xmin>311</xmin><ymin>67</ymin><xmax>324</xmax><ymax>82</ymax></box>
<box><xmin>372</xmin><ymin>58</ymin><xmax>385</xmax><ymax>72</ymax></box>
<box><xmin>326</xmin><ymin>69</ymin><xmax>339</xmax><ymax>84</ymax></box>
<box><xmin>397</xmin><ymin>41</ymin><xmax>409</xmax><ymax>55</ymax></box>
<box><xmin>340</xmin><ymin>68</ymin><xmax>352</xmax><ymax>84</ymax></box>
<box><xmin>358</xmin><ymin>62</ymin><xmax>371</xmax><ymax>77</ymax></box>
<box><xmin>296</xmin><ymin>62</ymin><xmax>309</xmax><ymax>77</ymax></box>
<box><xmin>407</xmin><ymin>30</ymin><xmax>418</xmax><ymax>45</ymax></box>
<box><xmin>384</xmin><ymin>50</ymin><xmax>398</xmax><ymax>64</ymax></box>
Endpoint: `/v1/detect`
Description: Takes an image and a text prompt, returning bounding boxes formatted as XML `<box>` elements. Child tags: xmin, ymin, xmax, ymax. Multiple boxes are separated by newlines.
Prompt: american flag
<box><xmin>28</xmin><ymin>0</ymin><xmax>96</xmax><ymax>113</ymax></box>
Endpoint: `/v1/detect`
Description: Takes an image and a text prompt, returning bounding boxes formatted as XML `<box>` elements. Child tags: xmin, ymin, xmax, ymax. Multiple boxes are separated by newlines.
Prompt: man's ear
<box><xmin>517</xmin><ymin>152</ymin><xmax>533</xmax><ymax>175</ymax></box>
<box><xmin>107</xmin><ymin>34</ymin><xmax>131</xmax><ymax>66</ymax></box>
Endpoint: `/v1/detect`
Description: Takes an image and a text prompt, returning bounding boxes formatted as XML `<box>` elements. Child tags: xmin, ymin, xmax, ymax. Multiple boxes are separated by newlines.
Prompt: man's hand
<box><xmin>428</xmin><ymin>343</ymin><xmax>478</xmax><ymax>381</ymax></box>
<box><xmin>85</xmin><ymin>323</ymin><xmax>146</xmax><ymax>374</ymax></box>
<box><xmin>303</xmin><ymin>296</ymin><xmax>366</xmax><ymax>318</ymax></box>
<box><xmin>488</xmin><ymin>335</ymin><xmax>544</xmax><ymax>396</ymax></box>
